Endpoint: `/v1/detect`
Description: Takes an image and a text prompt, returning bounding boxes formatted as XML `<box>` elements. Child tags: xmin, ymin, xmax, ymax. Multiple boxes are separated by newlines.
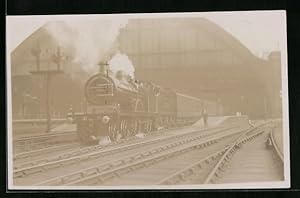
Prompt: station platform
<box><xmin>216</xmin><ymin>131</ymin><xmax>284</xmax><ymax>184</ymax></box>
<box><xmin>192</xmin><ymin>115</ymin><xmax>250</xmax><ymax>129</ymax></box>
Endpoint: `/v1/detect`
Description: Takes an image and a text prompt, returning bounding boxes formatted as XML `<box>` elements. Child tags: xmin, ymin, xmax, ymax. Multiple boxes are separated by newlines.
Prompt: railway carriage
<box><xmin>71</xmin><ymin>63</ymin><xmax>219</xmax><ymax>144</ymax></box>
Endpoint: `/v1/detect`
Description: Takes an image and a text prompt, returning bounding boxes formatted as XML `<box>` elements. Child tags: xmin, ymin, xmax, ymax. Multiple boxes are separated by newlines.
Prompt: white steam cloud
<box><xmin>44</xmin><ymin>18</ymin><xmax>128</xmax><ymax>73</ymax></box>
<box><xmin>108</xmin><ymin>53</ymin><xmax>135</xmax><ymax>78</ymax></box>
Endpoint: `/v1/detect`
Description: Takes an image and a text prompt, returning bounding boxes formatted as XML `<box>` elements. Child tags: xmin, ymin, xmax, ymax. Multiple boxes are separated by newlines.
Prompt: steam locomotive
<box><xmin>71</xmin><ymin>63</ymin><xmax>220</xmax><ymax>144</ymax></box>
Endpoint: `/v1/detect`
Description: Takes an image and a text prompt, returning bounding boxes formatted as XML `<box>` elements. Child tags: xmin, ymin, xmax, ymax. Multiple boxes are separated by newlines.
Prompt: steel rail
<box><xmin>14</xmin><ymin>123</ymin><xmax>212</xmax><ymax>165</ymax></box>
<box><xmin>14</xmin><ymin>128</ymin><xmax>158</xmax><ymax>164</ymax></box>
<box><xmin>33</xmin><ymin>121</ymin><xmax>270</xmax><ymax>186</ymax></box>
<box><xmin>13</xmin><ymin>143</ymin><xmax>80</xmax><ymax>162</ymax></box>
<box><xmin>157</xmin><ymin>146</ymin><xmax>229</xmax><ymax>185</ymax></box>
<box><xmin>157</xmin><ymin>125</ymin><xmax>267</xmax><ymax>185</ymax></box>
<box><xmin>34</xmin><ymin>138</ymin><xmax>218</xmax><ymax>186</ymax></box>
<box><xmin>37</xmin><ymin>128</ymin><xmax>248</xmax><ymax>186</ymax></box>
<box><xmin>14</xmin><ymin>130</ymin><xmax>77</xmax><ymax>142</ymax></box>
<box><xmin>270</xmin><ymin>129</ymin><xmax>284</xmax><ymax>162</ymax></box>
<box><xmin>203</xmin><ymin>129</ymin><xmax>265</xmax><ymax>184</ymax></box>
<box><xmin>156</xmin><ymin>147</ymin><xmax>229</xmax><ymax>185</ymax></box>
<box><xmin>13</xmin><ymin>130</ymin><xmax>78</xmax><ymax>152</ymax></box>
<box><xmin>14</xmin><ymin>126</ymin><xmax>234</xmax><ymax>178</ymax></box>
<box><xmin>14</xmin><ymin>125</ymin><xmax>235</xmax><ymax>173</ymax></box>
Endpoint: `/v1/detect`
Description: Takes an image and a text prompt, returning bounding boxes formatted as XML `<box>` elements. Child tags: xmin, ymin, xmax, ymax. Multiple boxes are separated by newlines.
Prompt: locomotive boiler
<box><xmin>71</xmin><ymin>63</ymin><xmax>220</xmax><ymax>144</ymax></box>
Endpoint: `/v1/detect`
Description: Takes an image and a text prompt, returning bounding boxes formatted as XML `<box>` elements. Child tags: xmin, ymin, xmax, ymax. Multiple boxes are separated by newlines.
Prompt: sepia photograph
<box><xmin>6</xmin><ymin>11</ymin><xmax>289</xmax><ymax>189</ymax></box>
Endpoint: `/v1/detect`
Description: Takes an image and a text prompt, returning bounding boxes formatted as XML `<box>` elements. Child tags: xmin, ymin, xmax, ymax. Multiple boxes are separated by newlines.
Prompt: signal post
<box><xmin>30</xmin><ymin>43</ymin><xmax>64</xmax><ymax>133</ymax></box>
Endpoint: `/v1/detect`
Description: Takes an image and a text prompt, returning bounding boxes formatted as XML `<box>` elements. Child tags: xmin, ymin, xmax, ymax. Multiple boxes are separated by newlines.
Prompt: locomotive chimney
<box><xmin>98</xmin><ymin>62</ymin><xmax>109</xmax><ymax>76</ymax></box>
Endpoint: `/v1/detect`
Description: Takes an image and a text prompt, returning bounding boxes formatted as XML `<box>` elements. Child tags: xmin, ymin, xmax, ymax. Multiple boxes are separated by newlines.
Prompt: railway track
<box><xmin>64</xmin><ymin>127</ymin><xmax>264</xmax><ymax>186</ymax></box>
<box><xmin>13</xmin><ymin>131</ymin><xmax>78</xmax><ymax>153</ymax></box>
<box><xmin>94</xmin><ymin>126</ymin><xmax>266</xmax><ymax>186</ymax></box>
<box><xmin>106</xmin><ymin>127</ymin><xmax>265</xmax><ymax>186</ymax></box>
<box><xmin>13</xmin><ymin>143</ymin><xmax>80</xmax><ymax>164</ymax></box>
<box><xmin>37</xmin><ymin>128</ymin><xmax>244</xmax><ymax>186</ymax></box>
<box><xmin>13</xmin><ymin>120</ymin><xmax>271</xmax><ymax>186</ymax></box>
<box><xmin>158</xmin><ymin>124</ymin><xmax>277</xmax><ymax>185</ymax></box>
<box><xmin>203</xmin><ymin>129</ymin><xmax>265</xmax><ymax>184</ymax></box>
<box><xmin>14</xmin><ymin>124</ymin><xmax>246</xmax><ymax>186</ymax></box>
<box><xmin>270</xmin><ymin>128</ymin><xmax>284</xmax><ymax>162</ymax></box>
<box><xmin>13</xmin><ymin>124</ymin><xmax>236</xmax><ymax>170</ymax></box>
<box><xmin>22</xmin><ymin>124</ymin><xmax>259</xmax><ymax>186</ymax></box>
<box><xmin>13</xmin><ymin>116</ymin><xmax>251</xmax><ymax>162</ymax></box>
<box><xmin>13</xmin><ymin>125</ymin><xmax>195</xmax><ymax>164</ymax></box>
<box><xmin>214</xmin><ymin>129</ymin><xmax>284</xmax><ymax>184</ymax></box>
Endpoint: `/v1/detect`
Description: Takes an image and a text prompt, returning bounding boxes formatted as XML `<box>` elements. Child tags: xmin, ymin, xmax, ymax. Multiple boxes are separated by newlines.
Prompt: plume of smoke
<box><xmin>44</xmin><ymin>17</ymin><xmax>128</xmax><ymax>73</ymax></box>
<box><xmin>108</xmin><ymin>53</ymin><xmax>135</xmax><ymax>78</ymax></box>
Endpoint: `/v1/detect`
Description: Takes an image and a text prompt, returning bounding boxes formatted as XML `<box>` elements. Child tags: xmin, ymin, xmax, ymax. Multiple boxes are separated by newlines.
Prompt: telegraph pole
<box><xmin>30</xmin><ymin>43</ymin><xmax>64</xmax><ymax>133</ymax></box>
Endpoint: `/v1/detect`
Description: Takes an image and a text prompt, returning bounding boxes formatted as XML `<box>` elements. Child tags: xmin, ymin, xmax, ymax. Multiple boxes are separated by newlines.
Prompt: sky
<box><xmin>6</xmin><ymin>11</ymin><xmax>287</xmax><ymax>58</ymax></box>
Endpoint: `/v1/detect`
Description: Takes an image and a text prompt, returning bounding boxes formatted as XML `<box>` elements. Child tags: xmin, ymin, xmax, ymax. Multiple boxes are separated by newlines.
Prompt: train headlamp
<box><xmin>102</xmin><ymin>115</ymin><xmax>110</xmax><ymax>124</ymax></box>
